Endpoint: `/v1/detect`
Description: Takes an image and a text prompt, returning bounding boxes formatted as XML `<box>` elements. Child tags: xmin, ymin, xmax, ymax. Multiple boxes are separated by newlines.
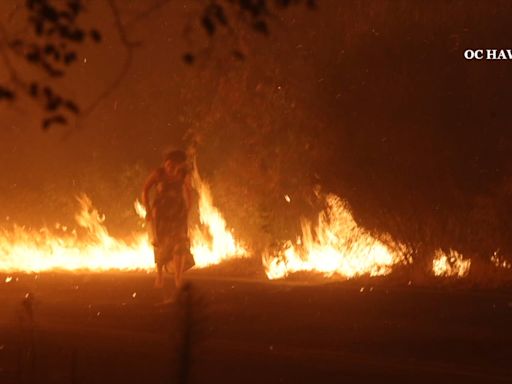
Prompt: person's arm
<box><xmin>142</xmin><ymin>170</ymin><xmax>159</xmax><ymax>221</ymax></box>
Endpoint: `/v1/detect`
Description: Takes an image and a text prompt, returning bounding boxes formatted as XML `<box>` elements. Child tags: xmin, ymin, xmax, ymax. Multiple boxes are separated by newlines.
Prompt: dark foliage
<box><xmin>183</xmin><ymin>0</ymin><xmax>316</xmax><ymax>64</ymax></box>
<box><xmin>0</xmin><ymin>0</ymin><xmax>315</xmax><ymax>128</ymax></box>
<box><xmin>0</xmin><ymin>85</ymin><xmax>15</xmax><ymax>100</ymax></box>
<box><xmin>0</xmin><ymin>0</ymin><xmax>100</xmax><ymax>129</ymax></box>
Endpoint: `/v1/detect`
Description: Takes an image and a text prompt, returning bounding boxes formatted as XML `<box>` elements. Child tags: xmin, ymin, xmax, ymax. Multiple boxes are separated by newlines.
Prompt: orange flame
<box><xmin>0</xmin><ymin>195</ymin><xmax>153</xmax><ymax>273</ymax></box>
<box><xmin>432</xmin><ymin>249</ymin><xmax>471</xmax><ymax>277</ymax></box>
<box><xmin>263</xmin><ymin>194</ymin><xmax>410</xmax><ymax>280</ymax></box>
<box><xmin>190</xmin><ymin>167</ymin><xmax>248</xmax><ymax>267</ymax></box>
<box><xmin>0</xmin><ymin>174</ymin><xmax>247</xmax><ymax>272</ymax></box>
<box><xmin>491</xmin><ymin>250</ymin><xmax>511</xmax><ymax>270</ymax></box>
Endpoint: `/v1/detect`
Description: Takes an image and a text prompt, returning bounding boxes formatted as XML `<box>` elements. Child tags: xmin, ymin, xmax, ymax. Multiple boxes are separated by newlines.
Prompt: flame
<box><xmin>133</xmin><ymin>199</ymin><xmax>147</xmax><ymax>221</ymax></box>
<box><xmin>1</xmin><ymin>171</ymin><xmax>506</xmax><ymax>280</ymax></box>
<box><xmin>491</xmin><ymin>251</ymin><xmax>511</xmax><ymax>269</ymax></box>
<box><xmin>263</xmin><ymin>194</ymin><xmax>410</xmax><ymax>280</ymax></box>
<box><xmin>0</xmin><ymin>173</ymin><xmax>247</xmax><ymax>272</ymax></box>
<box><xmin>0</xmin><ymin>195</ymin><xmax>153</xmax><ymax>273</ymax></box>
<box><xmin>432</xmin><ymin>249</ymin><xmax>471</xmax><ymax>277</ymax></box>
<box><xmin>190</xmin><ymin>167</ymin><xmax>248</xmax><ymax>267</ymax></box>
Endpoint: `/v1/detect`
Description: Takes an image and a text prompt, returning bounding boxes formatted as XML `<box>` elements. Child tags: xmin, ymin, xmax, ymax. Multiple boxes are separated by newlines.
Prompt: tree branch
<box><xmin>125</xmin><ymin>0</ymin><xmax>173</xmax><ymax>29</ymax></box>
<box><xmin>0</xmin><ymin>21</ymin><xmax>25</xmax><ymax>88</ymax></box>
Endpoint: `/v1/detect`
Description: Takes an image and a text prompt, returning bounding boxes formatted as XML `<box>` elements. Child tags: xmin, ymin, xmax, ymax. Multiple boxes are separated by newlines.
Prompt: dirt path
<box><xmin>1</xmin><ymin>272</ymin><xmax>511</xmax><ymax>383</ymax></box>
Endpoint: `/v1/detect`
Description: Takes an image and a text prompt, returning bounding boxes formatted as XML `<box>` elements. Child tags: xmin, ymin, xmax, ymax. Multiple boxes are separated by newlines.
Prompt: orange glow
<box><xmin>0</xmin><ymin>172</ymin><xmax>247</xmax><ymax>272</ymax></box>
<box><xmin>263</xmin><ymin>194</ymin><xmax>411</xmax><ymax>280</ymax></box>
<box><xmin>490</xmin><ymin>250</ymin><xmax>511</xmax><ymax>269</ymax></box>
<box><xmin>0</xmin><ymin>195</ymin><xmax>153</xmax><ymax>273</ymax></box>
<box><xmin>432</xmin><ymin>249</ymin><xmax>471</xmax><ymax>277</ymax></box>
<box><xmin>189</xmin><ymin>166</ymin><xmax>248</xmax><ymax>267</ymax></box>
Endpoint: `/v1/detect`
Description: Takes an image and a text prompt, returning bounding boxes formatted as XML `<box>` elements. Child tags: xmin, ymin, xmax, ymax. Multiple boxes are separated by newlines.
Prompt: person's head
<box><xmin>163</xmin><ymin>149</ymin><xmax>187</xmax><ymax>176</ymax></box>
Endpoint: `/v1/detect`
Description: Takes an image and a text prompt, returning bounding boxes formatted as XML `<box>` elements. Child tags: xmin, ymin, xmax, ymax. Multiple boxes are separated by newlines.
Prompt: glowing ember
<box><xmin>263</xmin><ymin>194</ymin><xmax>409</xmax><ymax>280</ymax></box>
<box><xmin>189</xmin><ymin>166</ymin><xmax>248</xmax><ymax>267</ymax></box>
<box><xmin>432</xmin><ymin>249</ymin><xmax>471</xmax><ymax>277</ymax></box>
<box><xmin>0</xmin><ymin>172</ymin><xmax>247</xmax><ymax>272</ymax></box>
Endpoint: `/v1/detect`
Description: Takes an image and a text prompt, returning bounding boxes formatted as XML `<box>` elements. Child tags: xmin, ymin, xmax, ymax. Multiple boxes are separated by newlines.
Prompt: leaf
<box><xmin>58</xmin><ymin>11</ymin><xmax>74</xmax><ymax>22</ymax></box>
<box><xmin>41</xmin><ymin>4</ymin><xmax>59</xmax><ymax>22</ymax></box>
<box><xmin>42</xmin><ymin>114</ymin><xmax>67</xmax><ymax>130</ymax></box>
<box><xmin>26</xmin><ymin>50</ymin><xmax>40</xmax><ymax>63</ymax></box>
<box><xmin>29</xmin><ymin>82</ymin><xmax>39</xmax><ymax>97</ymax></box>
<box><xmin>0</xmin><ymin>86</ymin><xmax>15</xmax><ymax>101</ymax></box>
<box><xmin>67</xmin><ymin>0</ymin><xmax>82</xmax><ymax>15</ymax></box>
<box><xmin>59</xmin><ymin>25</ymin><xmax>71</xmax><ymax>38</ymax></box>
<box><xmin>42</xmin><ymin>62</ymin><xmax>64</xmax><ymax>77</ymax></box>
<box><xmin>69</xmin><ymin>29</ymin><xmax>85</xmax><ymax>42</ymax></box>
<box><xmin>201</xmin><ymin>16</ymin><xmax>215</xmax><ymax>36</ymax></box>
<box><xmin>252</xmin><ymin>20</ymin><xmax>269</xmax><ymax>35</ymax></box>
<box><xmin>44</xmin><ymin>44</ymin><xmax>55</xmax><ymax>55</ymax></box>
<box><xmin>211</xmin><ymin>4</ymin><xmax>228</xmax><ymax>25</ymax></box>
<box><xmin>43</xmin><ymin>44</ymin><xmax>60</xmax><ymax>61</ymax></box>
<box><xmin>232</xmin><ymin>50</ymin><xmax>245</xmax><ymax>60</ymax></box>
<box><xmin>43</xmin><ymin>86</ymin><xmax>53</xmax><ymax>99</ymax></box>
<box><xmin>34</xmin><ymin>20</ymin><xmax>44</xmax><ymax>36</ymax></box>
<box><xmin>89</xmin><ymin>29</ymin><xmax>102</xmax><ymax>42</ymax></box>
<box><xmin>64</xmin><ymin>99</ymin><xmax>80</xmax><ymax>114</ymax></box>
<box><xmin>46</xmin><ymin>96</ymin><xmax>62</xmax><ymax>111</ymax></box>
<box><xmin>182</xmin><ymin>53</ymin><xmax>195</xmax><ymax>65</ymax></box>
<box><xmin>275</xmin><ymin>0</ymin><xmax>293</xmax><ymax>8</ymax></box>
<box><xmin>63</xmin><ymin>51</ymin><xmax>77</xmax><ymax>64</ymax></box>
<box><xmin>26</xmin><ymin>0</ymin><xmax>37</xmax><ymax>11</ymax></box>
<box><xmin>239</xmin><ymin>0</ymin><xmax>265</xmax><ymax>17</ymax></box>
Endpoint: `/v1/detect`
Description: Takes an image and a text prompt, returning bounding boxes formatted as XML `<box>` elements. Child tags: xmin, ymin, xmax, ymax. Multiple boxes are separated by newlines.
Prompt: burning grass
<box><xmin>0</xmin><ymin>170</ymin><xmax>248</xmax><ymax>273</ymax></box>
<box><xmin>432</xmin><ymin>249</ymin><xmax>471</xmax><ymax>278</ymax></box>
<box><xmin>262</xmin><ymin>194</ymin><xmax>412</xmax><ymax>280</ymax></box>
<box><xmin>0</xmin><ymin>176</ymin><xmax>511</xmax><ymax>283</ymax></box>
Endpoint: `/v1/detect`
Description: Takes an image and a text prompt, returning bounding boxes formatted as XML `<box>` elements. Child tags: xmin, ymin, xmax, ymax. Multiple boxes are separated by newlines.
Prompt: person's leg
<box><xmin>152</xmin><ymin>210</ymin><xmax>164</xmax><ymax>288</ymax></box>
<box><xmin>174</xmin><ymin>253</ymin><xmax>185</xmax><ymax>288</ymax></box>
<box><xmin>154</xmin><ymin>263</ymin><xmax>164</xmax><ymax>288</ymax></box>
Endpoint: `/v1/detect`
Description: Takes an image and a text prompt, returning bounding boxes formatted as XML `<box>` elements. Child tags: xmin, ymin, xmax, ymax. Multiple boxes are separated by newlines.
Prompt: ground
<box><xmin>0</xmin><ymin>270</ymin><xmax>511</xmax><ymax>383</ymax></box>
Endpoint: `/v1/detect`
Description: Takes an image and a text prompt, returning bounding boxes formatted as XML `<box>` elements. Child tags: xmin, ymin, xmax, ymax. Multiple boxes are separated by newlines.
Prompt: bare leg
<box><xmin>154</xmin><ymin>264</ymin><xmax>164</xmax><ymax>288</ymax></box>
<box><xmin>174</xmin><ymin>254</ymin><xmax>184</xmax><ymax>288</ymax></box>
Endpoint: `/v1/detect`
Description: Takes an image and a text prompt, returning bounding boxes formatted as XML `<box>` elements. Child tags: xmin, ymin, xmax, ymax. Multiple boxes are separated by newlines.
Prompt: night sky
<box><xmin>1</xmin><ymin>1</ymin><xmax>512</xmax><ymax>260</ymax></box>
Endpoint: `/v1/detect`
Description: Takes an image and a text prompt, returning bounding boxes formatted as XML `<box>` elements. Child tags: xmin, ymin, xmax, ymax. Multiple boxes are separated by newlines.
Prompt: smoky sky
<box><xmin>1</xmin><ymin>1</ymin><xmax>512</xmax><ymax>256</ymax></box>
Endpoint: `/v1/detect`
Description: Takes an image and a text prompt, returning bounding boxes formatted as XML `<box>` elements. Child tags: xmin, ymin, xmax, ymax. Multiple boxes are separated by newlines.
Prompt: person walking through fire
<box><xmin>142</xmin><ymin>149</ymin><xmax>195</xmax><ymax>290</ymax></box>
